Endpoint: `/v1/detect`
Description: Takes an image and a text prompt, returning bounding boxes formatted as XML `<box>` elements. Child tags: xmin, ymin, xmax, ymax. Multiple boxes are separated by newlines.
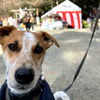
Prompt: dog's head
<box><xmin>0</xmin><ymin>26</ymin><xmax>60</xmax><ymax>94</ymax></box>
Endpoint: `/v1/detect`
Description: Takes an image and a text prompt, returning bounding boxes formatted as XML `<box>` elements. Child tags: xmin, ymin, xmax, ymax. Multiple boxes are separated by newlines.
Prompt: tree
<box><xmin>25</xmin><ymin>0</ymin><xmax>52</xmax><ymax>18</ymax></box>
<box><xmin>25</xmin><ymin>0</ymin><xmax>49</xmax><ymax>8</ymax></box>
<box><xmin>70</xmin><ymin>0</ymin><xmax>100</xmax><ymax>19</ymax></box>
<box><xmin>0</xmin><ymin>0</ymin><xmax>100</xmax><ymax>19</ymax></box>
<box><xmin>0</xmin><ymin>0</ymin><xmax>27</xmax><ymax>18</ymax></box>
<box><xmin>6</xmin><ymin>0</ymin><xmax>26</xmax><ymax>9</ymax></box>
<box><xmin>48</xmin><ymin>0</ymin><xmax>100</xmax><ymax>19</ymax></box>
<box><xmin>0</xmin><ymin>0</ymin><xmax>6</xmax><ymax>17</ymax></box>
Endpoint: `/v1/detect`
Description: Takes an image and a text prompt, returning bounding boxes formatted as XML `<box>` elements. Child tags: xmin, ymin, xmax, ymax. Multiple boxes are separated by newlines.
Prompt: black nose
<box><xmin>15</xmin><ymin>68</ymin><xmax>34</xmax><ymax>84</ymax></box>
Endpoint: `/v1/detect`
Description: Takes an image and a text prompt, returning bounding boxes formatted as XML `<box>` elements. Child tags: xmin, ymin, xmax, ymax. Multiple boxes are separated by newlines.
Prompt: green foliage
<box><xmin>6</xmin><ymin>0</ymin><xmax>100</xmax><ymax>19</ymax></box>
<box><xmin>70</xmin><ymin>0</ymin><xmax>100</xmax><ymax>19</ymax></box>
<box><xmin>7</xmin><ymin>10</ymin><xmax>13</xmax><ymax>17</ymax></box>
<box><xmin>42</xmin><ymin>0</ymin><xmax>100</xmax><ymax>19</ymax></box>
<box><xmin>40</xmin><ymin>0</ymin><xmax>98</xmax><ymax>19</ymax></box>
<box><xmin>82</xmin><ymin>20</ymin><xmax>88</xmax><ymax>28</ymax></box>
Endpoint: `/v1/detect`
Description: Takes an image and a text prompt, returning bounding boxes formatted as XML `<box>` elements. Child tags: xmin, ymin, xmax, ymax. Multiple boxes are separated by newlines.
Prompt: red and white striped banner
<box><xmin>57</xmin><ymin>11</ymin><xmax>82</xmax><ymax>29</ymax></box>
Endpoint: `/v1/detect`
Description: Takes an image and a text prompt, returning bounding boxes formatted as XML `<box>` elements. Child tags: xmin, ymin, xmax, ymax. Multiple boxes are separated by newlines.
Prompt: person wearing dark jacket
<box><xmin>0</xmin><ymin>20</ymin><xmax>2</xmax><ymax>27</ymax></box>
<box><xmin>90</xmin><ymin>7</ymin><xmax>99</xmax><ymax>30</ymax></box>
<box><xmin>17</xmin><ymin>18</ymin><xmax>22</xmax><ymax>30</ymax></box>
<box><xmin>23</xmin><ymin>10</ymin><xmax>31</xmax><ymax>31</ymax></box>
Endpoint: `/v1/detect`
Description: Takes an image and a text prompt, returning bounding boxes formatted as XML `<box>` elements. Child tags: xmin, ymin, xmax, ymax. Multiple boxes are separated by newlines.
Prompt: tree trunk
<box><xmin>3</xmin><ymin>0</ymin><xmax>6</xmax><ymax>18</ymax></box>
<box><xmin>36</xmin><ymin>8</ymin><xmax>39</xmax><ymax>17</ymax></box>
<box><xmin>36</xmin><ymin>8</ymin><xmax>40</xmax><ymax>24</ymax></box>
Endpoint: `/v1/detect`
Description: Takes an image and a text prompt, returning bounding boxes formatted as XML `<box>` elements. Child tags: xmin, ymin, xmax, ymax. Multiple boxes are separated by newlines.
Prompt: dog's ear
<box><xmin>38</xmin><ymin>31</ymin><xmax>60</xmax><ymax>49</ymax></box>
<box><xmin>0</xmin><ymin>26</ymin><xmax>17</xmax><ymax>38</ymax></box>
<box><xmin>0</xmin><ymin>26</ymin><xmax>17</xmax><ymax>45</ymax></box>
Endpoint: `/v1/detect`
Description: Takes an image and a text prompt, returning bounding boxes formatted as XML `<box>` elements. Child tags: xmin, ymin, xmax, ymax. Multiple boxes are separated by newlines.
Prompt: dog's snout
<box><xmin>15</xmin><ymin>68</ymin><xmax>34</xmax><ymax>84</ymax></box>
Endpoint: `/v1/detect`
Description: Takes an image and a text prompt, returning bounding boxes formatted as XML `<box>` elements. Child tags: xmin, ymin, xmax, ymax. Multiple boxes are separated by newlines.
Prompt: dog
<box><xmin>0</xmin><ymin>26</ymin><xmax>70</xmax><ymax>100</ymax></box>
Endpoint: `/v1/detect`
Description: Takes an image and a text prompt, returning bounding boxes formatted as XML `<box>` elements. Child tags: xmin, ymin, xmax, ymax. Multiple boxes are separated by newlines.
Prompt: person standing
<box><xmin>61</xmin><ymin>18</ymin><xmax>66</xmax><ymax>29</ymax></box>
<box><xmin>17</xmin><ymin>17</ymin><xmax>22</xmax><ymax>30</ymax></box>
<box><xmin>23</xmin><ymin>9</ymin><xmax>30</xmax><ymax>31</ymax></box>
<box><xmin>0</xmin><ymin>20</ymin><xmax>2</xmax><ymax>27</ymax></box>
<box><xmin>27</xmin><ymin>13</ymin><xmax>31</xmax><ymax>31</ymax></box>
<box><xmin>30</xmin><ymin>14</ymin><xmax>34</xmax><ymax>30</ymax></box>
<box><xmin>3</xmin><ymin>18</ymin><xmax>7</xmax><ymax>26</ymax></box>
<box><xmin>8</xmin><ymin>16</ymin><xmax>13</xmax><ymax>26</ymax></box>
<box><xmin>90</xmin><ymin>6</ymin><xmax>99</xmax><ymax>30</ymax></box>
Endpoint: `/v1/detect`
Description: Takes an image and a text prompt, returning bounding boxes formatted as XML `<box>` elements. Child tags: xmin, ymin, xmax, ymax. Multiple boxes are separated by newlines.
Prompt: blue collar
<box><xmin>0</xmin><ymin>79</ymin><xmax>55</xmax><ymax>100</ymax></box>
<box><xmin>8</xmin><ymin>77</ymin><xmax>43</xmax><ymax>100</ymax></box>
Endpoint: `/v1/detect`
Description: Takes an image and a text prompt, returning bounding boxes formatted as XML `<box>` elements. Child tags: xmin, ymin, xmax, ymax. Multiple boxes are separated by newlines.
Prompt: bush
<box><xmin>82</xmin><ymin>20</ymin><xmax>88</xmax><ymax>28</ymax></box>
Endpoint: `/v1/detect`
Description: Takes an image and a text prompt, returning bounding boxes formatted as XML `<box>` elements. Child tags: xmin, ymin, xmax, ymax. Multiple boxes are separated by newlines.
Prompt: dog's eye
<box><xmin>34</xmin><ymin>46</ymin><xmax>43</xmax><ymax>54</ymax></box>
<box><xmin>8</xmin><ymin>44</ymin><xmax>18</xmax><ymax>51</ymax></box>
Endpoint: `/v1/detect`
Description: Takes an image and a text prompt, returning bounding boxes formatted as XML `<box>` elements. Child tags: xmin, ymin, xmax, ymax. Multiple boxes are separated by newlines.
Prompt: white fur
<box><xmin>54</xmin><ymin>91</ymin><xmax>70</xmax><ymax>100</ymax></box>
<box><xmin>8</xmin><ymin>86</ymin><xmax>32</xmax><ymax>94</ymax></box>
<box><xmin>10</xmin><ymin>31</ymin><xmax>36</xmax><ymax>70</ymax></box>
<box><xmin>3</xmin><ymin>31</ymin><xmax>38</xmax><ymax>94</ymax></box>
<box><xmin>2</xmin><ymin>31</ymin><xmax>70</xmax><ymax>99</ymax></box>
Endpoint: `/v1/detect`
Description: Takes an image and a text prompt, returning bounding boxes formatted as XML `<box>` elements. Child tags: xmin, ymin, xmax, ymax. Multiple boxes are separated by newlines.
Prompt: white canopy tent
<box><xmin>41</xmin><ymin>0</ymin><xmax>82</xmax><ymax>29</ymax></box>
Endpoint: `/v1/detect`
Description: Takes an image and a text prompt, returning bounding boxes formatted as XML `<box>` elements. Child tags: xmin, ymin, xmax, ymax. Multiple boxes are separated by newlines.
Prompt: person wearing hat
<box><xmin>90</xmin><ymin>6</ymin><xmax>99</xmax><ymax>30</ymax></box>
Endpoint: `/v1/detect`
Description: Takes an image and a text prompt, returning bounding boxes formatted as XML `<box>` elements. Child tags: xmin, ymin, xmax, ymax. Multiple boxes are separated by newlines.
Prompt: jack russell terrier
<box><xmin>0</xmin><ymin>26</ymin><xmax>70</xmax><ymax>100</ymax></box>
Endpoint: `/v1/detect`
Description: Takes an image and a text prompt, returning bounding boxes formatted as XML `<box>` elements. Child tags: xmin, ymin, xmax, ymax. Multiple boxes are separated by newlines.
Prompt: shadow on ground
<box><xmin>42</xmin><ymin>29</ymin><xmax>100</xmax><ymax>100</ymax></box>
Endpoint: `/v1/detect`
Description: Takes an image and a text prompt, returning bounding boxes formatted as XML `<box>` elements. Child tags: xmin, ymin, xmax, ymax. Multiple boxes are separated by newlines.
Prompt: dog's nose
<box><xmin>15</xmin><ymin>68</ymin><xmax>34</xmax><ymax>84</ymax></box>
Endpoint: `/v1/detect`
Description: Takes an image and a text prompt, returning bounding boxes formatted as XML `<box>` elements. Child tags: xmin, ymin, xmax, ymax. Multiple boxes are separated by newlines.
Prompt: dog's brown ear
<box><xmin>0</xmin><ymin>26</ymin><xmax>17</xmax><ymax>38</ymax></box>
<box><xmin>38</xmin><ymin>31</ymin><xmax>60</xmax><ymax>49</ymax></box>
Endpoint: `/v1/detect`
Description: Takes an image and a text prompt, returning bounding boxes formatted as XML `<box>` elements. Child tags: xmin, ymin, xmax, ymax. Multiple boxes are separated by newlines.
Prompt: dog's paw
<box><xmin>53</xmin><ymin>91</ymin><xmax>70</xmax><ymax>100</ymax></box>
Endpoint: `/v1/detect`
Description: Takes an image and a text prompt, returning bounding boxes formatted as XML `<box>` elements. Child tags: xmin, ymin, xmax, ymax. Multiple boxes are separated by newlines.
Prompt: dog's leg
<box><xmin>54</xmin><ymin>91</ymin><xmax>70</xmax><ymax>100</ymax></box>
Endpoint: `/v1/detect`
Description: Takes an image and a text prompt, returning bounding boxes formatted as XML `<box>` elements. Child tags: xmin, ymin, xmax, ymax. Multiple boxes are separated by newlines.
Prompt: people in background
<box><xmin>45</xmin><ymin>18</ymin><xmax>48</xmax><ymax>24</ymax></box>
<box><xmin>6</xmin><ymin>17</ymin><xmax>9</xmax><ymax>25</ymax></box>
<box><xmin>23</xmin><ymin>9</ymin><xmax>30</xmax><ymax>31</ymax></box>
<box><xmin>27</xmin><ymin>13</ymin><xmax>31</xmax><ymax>30</ymax></box>
<box><xmin>20</xmin><ymin>23</ymin><xmax>25</xmax><ymax>30</ymax></box>
<box><xmin>30</xmin><ymin>14</ymin><xmax>34</xmax><ymax>30</ymax></box>
<box><xmin>0</xmin><ymin>20</ymin><xmax>2</xmax><ymax>27</ymax></box>
<box><xmin>17</xmin><ymin>17</ymin><xmax>22</xmax><ymax>30</ymax></box>
<box><xmin>90</xmin><ymin>6</ymin><xmax>99</xmax><ymax>30</ymax></box>
<box><xmin>3</xmin><ymin>18</ymin><xmax>7</xmax><ymax>26</ymax></box>
<box><xmin>61</xmin><ymin>18</ymin><xmax>66</xmax><ymax>29</ymax></box>
<box><xmin>55</xmin><ymin>17</ymin><xmax>59</xmax><ymax>21</ymax></box>
<box><xmin>8</xmin><ymin>16</ymin><xmax>13</xmax><ymax>26</ymax></box>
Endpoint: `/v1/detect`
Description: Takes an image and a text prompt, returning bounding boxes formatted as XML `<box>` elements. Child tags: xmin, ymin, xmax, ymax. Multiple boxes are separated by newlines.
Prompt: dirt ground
<box><xmin>0</xmin><ymin>26</ymin><xmax>100</xmax><ymax>100</ymax></box>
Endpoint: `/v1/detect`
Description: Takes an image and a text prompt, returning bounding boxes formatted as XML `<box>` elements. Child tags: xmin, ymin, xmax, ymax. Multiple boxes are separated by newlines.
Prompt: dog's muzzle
<box><xmin>15</xmin><ymin>68</ymin><xmax>34</xmax><ymax>84</ymax></box>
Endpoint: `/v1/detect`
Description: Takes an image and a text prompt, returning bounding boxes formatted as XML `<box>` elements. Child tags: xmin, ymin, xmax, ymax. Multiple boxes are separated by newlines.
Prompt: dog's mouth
<box><xmin>14</xmin><ymin>84</ymin><xmax>33</xmax><ymax>90</ymax></box>
<box><xmin>9</xmin><ymin>76</ymin><xmax>43</xmax><ymax>95</ymax></box>
<box><xmin>9</xmin><ymin>84</ymin><xmax>34</xmax><ymax>94</ymax></box>
<box><xmin>10</xmin><ymin>83</ymin><xmax>32</xmax><ymax>91</ymax></box>
<box><xmin>18</xmin><ymin>86</ymin><xmax>27</xmax><ymax>89</ymax></box>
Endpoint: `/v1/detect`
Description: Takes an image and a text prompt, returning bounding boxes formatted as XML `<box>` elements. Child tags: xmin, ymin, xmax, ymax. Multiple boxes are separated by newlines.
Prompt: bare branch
<box><xmin>26</xmin><ymin>0</ymin><xmax>48</xmax><ymax>7</ymax></box>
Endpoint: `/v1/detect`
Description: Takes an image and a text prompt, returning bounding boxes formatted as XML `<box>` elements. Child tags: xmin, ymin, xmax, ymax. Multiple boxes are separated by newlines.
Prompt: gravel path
<box><xmin>0</xmin><ymin>26</ymin><xmax>100</xmax><ymax>100</ymax></box>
